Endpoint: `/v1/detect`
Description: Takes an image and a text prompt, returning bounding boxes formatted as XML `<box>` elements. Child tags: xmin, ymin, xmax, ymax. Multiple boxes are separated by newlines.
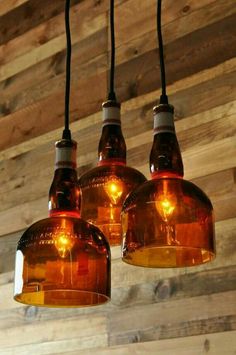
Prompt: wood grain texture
<box><xmin>63</xmin><ymin>331</ymin><xmax>236</xmax><ymax>355</ymax></box>
<box><xmin>115</xmin><ymin>0</ymin><xmax>236</xmax><ymax>65</ymax></box>
<box><xmin>108</xmin><ymin>291</ymin><xmax>236</xmax><ymax>345</ymax></box>
<box><xmin>0</xmin><ymin>0</ymin><xmax>81</xmax><ymax>46</ymax></box>
<box><xmin>0</xmin><ymin>315</ymin><xmax>107</xmax><ymax>350</ymax></box>
<box><xmin>0</xmin><ymin>10</ymin><xmax>235</xmax><ymax>151</ymax></box>
<box><xmin>1</xmin><ymin>262</ymin><xmax>236</xmax><ymax>325</ymax></box>
<box><xmin>0</xmin><ymin>56</ymin><xmax>235</xmax><ymax>162</ymax></box>
<box><xmin>0</xmin><ymin>0</ymin><xmax>30</xmax><ymax>16</ymax></box>
<box><xmin>0</xmin><ymin>0</ymin><xmax>235</xmax><ymax>354</ymax></box>
<box><xmin>0</xmin><ymin>2</ymin><xmax>107</xmax><ymax>81</ymax></box>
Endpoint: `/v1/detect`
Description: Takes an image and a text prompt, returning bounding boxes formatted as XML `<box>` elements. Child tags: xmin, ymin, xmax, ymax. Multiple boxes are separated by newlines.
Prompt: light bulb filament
<box><xmin>161</xmin><ymin>199</ymin><xmax>175</xmax><ymax>220</ymax></box>
<box><xmin>53</xmin><ymin>225</ymin><xmax>75</xmax><ymax>259</ymax></box>
<box><xmin>104</xmin><ymin>179</ymin><xmax>123</xmax><ymax>204</ymax></box>
<box><xmin>155</xmin><ymin>196</ymin><xmax>176</xmax><ymax>222</ymax></box>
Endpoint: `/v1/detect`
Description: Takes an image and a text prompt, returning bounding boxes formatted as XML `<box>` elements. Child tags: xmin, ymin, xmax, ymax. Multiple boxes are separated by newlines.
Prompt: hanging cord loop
<box><xmin>157</xmin><ymin>0</ymin><xmax>168</xmax><ymax>104</ymax></box>
<box><xmin>108</xmin><ymin>0</ymin><xmax>117</xmax><ymax>101</ymax></box>
<box><xmin>62</xmin><ymin>0</ymin><xmax>72</xmax><ymax>140</ymax></box>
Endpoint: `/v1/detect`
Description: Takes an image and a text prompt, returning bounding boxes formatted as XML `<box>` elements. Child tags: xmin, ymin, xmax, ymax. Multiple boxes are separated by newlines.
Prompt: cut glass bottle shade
<box><xmin>121</xmin><ymin>104</ymin><xmax>215</xmax><ymax>267</ymax></box>
<box><xmin>14</xmin><ymin>216</ymin><xmax>110</xmax><ymax>307</ymax></box>
<box><xmin>80</xmin><ymin>164</ymin><xmax>146</xmax><ymax>246</ymax></box>
<box><xmin>14</xmin><ymin>139</ymin><xmax>111</xmax><ymax>307</ymax></box>
<box><xmin>122</xmin><ymin>178</ymin><xmax>215</xmax><ymax>267</ymax></box>
<box><xmin>79</xmin><ymin>101</ymin><xmax>146</xmax><ymax>246</ymax></box>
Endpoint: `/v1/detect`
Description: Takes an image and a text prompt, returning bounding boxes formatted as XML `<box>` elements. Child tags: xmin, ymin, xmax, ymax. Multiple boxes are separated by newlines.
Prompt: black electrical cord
<box><xmin>108</xmin><ymin>0</ymin><xmax>117</xmax><ymax>101</ymax></box>
<box><xmin>157</xmin><ymin>0</ymin><xmax>168</xmax><ymax>104</ymax></box>
<box><xmin>62</xmin><ymin>0</ymin><xmax>72</xmax><ymax>140</ymax></box>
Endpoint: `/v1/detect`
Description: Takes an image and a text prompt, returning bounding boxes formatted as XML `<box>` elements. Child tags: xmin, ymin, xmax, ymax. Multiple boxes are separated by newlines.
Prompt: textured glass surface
<box><xmin>79</xmin><ymin>164</ymin><xmax>146</xmax><ymax>246</ymax></box>
<box><xmin>14</xmin><ymin>216</ymin><xmax>111</xmax><ymax>307</ymax></box>
<box><xmin>122</xmin><ymin>178</ymin><xmax>215</xmax><ymax>267</ymax></box>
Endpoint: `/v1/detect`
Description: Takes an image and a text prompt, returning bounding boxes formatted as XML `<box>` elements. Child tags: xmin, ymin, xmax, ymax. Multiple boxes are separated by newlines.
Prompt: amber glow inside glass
<box><xmin>79</xmin><ymin>164</ymin><xmax>146</xmax><ymax>246</ymax></box>
<box><xmin>122</xmin><ymin>177</ymin><xmax>215</xmax><ymax>267</ymax></box>
<box><xmin>14</xmin><ymin>214</ymin><xmax>111</xmax><ymax>307</ymax></box>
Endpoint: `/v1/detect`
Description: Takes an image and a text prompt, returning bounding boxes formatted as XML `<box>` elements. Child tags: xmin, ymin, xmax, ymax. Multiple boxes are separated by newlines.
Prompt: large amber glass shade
<box><xmin>79</xmin><ymin>164</ymin><xmax>146</xmax><ymax>246</ymax></box>
<box><xmin>122</xmin><ymin>178</ymin><xmax>215</xmax><ymax>267</ymax></box>
<box><xmin>14</xmin><ymin>216</ymin><xmax>111</xmax><ymax>307</ymax></box>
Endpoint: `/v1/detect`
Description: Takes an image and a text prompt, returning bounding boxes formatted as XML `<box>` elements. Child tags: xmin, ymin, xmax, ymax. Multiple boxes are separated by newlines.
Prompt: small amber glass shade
<box><xmin>14</xmin><ymin>216</ymin><xmax>111</xmax><ymax>307</ymax></box>
<box><xmin>79</xmin><ymin>164</ymin><xmax>146</xmax><ymax>246</ymax></box>
<box><xmin>122</xmin><ymin>178</ymin><xmax>215</xmax><ymax>267</ymax></box>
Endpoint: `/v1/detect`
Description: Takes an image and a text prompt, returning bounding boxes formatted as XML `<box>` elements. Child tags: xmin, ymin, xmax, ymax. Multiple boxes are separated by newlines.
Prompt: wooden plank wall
<box><xmin>0</xmin><ymin>0</ymin><xmax>236</xmax><ymax>354</ymax></box>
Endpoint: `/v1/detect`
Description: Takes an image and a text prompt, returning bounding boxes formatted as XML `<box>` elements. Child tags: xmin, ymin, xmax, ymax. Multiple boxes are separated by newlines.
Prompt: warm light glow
<box><xmin>122</xmin><ymin>177</ymin><xmax>215</xmax><ymax>267</ymax></box>
<box><xmin>53</xmin><ymin>232</ymin><xmax>75</xmax><ymax>258</ymax></box>
<box><xmin>155</xmin><ymin>193</ymin><xmax>177</xmax><ymax>246</ymax></box>
<box><xmin>155</xmin><ymin>179</ymin><xmax>176</xmax><ymax>223</ymax></box>
<box><xmin>104</xmin><ymin>178</ymin><xmax>123</xmax><ymax>204</ymax></box>
<box><xmin>53</xmin><ymin>219</ymin><xmax>75</xmax><ymax>258</ymax></box>
<box><xmin>14</xmin><ymin>216</ymin><xmax>111</xmax><ymax>306</ymax></box>
<box><xmin>155</xmin><ymin>196</ymin><xmax>175</xmax><ymax>222</ymax></box>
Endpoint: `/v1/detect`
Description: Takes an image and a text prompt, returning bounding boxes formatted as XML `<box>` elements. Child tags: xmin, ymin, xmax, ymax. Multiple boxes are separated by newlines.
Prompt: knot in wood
<box><xmin>128</xmin><ymin>82</ymin><xmax>138</xmax><ymax>99</ymax></box>
<box><xmin>204</xmin><ymin>338</ymin><xmax>210</xmax><ymax>352</ymax></box>
<box><xmin>25</xmin><ymin>306</ymin><xmax>38</xmax><ymax>319</ymax></box>
<box><xmin>155</xmin><ymin>280</ymin><xmax>171</xmax><ymax>300</ymax></box>
<box><xmin>182</xmin><ymin>5</ymin><xmax>190</xmax><ymax>14</ymax></box>
<box><xmin>131</xmin><ymin>333</ymin><xmax>141</xmax><ymax>343</ymax></box>
<box><xmin>94</xmin><ymin>0</ymin><xmax>101</xmax><ymax>6</ymax></box>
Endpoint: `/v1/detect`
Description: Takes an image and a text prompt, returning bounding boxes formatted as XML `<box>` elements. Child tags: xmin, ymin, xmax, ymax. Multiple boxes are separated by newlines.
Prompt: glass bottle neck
<box><xmin>150</xmin><ymin>107</ymin><xmax>184</xmax><ymax>179</ymax></box>
<box><xmin>98</xmin><ymin>102</ymin><xmax>126</xmax><ymax>166</ymax></box>
<box><xmin>49</xmin><ymin>140</ymin><xmax>80</xmax><ymax>218</ymax></box>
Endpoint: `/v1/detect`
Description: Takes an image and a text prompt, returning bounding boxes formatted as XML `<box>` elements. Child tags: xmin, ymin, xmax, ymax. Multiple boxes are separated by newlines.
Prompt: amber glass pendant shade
<box><xmin>14</xmin><ymin>139</ymin><xmax>111</xmax><ymax>307</ymax></box>
<box><xmin>121</xmin><ymin>105</ymin><xmax>216</xmax><ymax>268</ymax></box>
<box><xmin>79</xmin><ymin>101</ymin><xmax>146</xmax><ymax>246</ymax></box>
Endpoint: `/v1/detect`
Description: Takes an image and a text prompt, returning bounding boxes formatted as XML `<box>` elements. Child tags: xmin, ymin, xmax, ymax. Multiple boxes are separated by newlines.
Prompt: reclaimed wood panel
<box><xmin>115</xmin><ymin>0</ymin><xmax>236</xmax><ymax>65</ymax></box>
<box><xmin>0</xmin><ymin>3</ymin><xmax>107</xmax><ymax>81</ymax></box>
<box><xmin>0</xmin><ymin>265</ymin><xmax>235</xmax><ymax>328</ymax></box>
<box><xmin>0</xmin><ymin>0</ymin><xmax>235</xmax><ymax>354</ymax></box>
<box><xmin>0</xmin><ymin>8</ymin><xmax>235</xmax><ymax>151</ymax></box>
<box><xmin>0</xmin><ymin>316</ymin><xmax>108</xmax><ymax>351</ymax></box>
<box><xmin>0</xmin><ymin>0</ymin><xmax>81</xmax><ymax>46</ymax></box>
<box><xmin>0</xmin><ymin>57</ymin><xmax>235</xmax><ymax>162</ymax></box>
<box><xmin>0</xmin><ymin>0</ymin><xmax>30</xmax><ymax>16</ymax></box>
<box><xmin>108</xmin><ymin>291</ymin><xmax>236</xmax><ymax>345</ymax></box>
<box><xmin>68</xmin><ymin>331</ymin><xmax>236</xmax><ymax>355</ymax></box>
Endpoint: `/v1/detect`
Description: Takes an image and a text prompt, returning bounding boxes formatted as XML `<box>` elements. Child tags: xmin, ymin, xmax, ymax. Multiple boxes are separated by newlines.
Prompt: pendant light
<box><xmin>13</xmin><ymin>0</ymin><xmax>111</xmax><ymax>307</ymax></box>
<box><xmin>121</xmin><ymin>0</ymin><xmax>216</xmax><ymax>268</ymax></box>
<box><xmin>78</xmin><ymin>0</ymin><xmax>146</xmax><ymax>246</ymax></box>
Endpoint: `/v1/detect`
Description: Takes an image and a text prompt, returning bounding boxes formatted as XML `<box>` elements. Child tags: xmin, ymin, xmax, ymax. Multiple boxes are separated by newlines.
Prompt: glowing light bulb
<box><xmin>155</xmin><ymin>194</ymin><xmax>177</xmax><ymax>246</ymax></box>
<box><xmin>53</xmin><ymin>219</ymin><xmax>75</xmax><ymax>258</ymax></box>
<box><xmin>104</xmin><ymin>178</ymin><xmax>123</xmax><ymax>204</ymax></box>
<box><xmin>155</xmin><ymin>196</ymin><xmax>176</xmax><ymax>222</ymax></box>
<box><xmin>121</xmin><ymin>93</ymin><xmax>215</xmax><ymax>267</ymax></box>
<box><xmin>78</xmin><ymin>101</ymin><xmax>147</xmax><ymax>246</ymax></box>
<box><xmin>53</xmin><ymin>231</ymin><xmax>75</xmax><ymax>258</ymax></box>
<box><xmin>155</xmin><ymin>178</ymin><xmax>176</xmax><ymax>223</ymax></box>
